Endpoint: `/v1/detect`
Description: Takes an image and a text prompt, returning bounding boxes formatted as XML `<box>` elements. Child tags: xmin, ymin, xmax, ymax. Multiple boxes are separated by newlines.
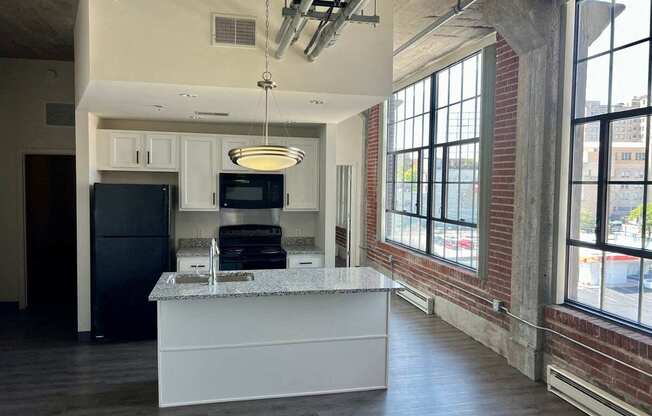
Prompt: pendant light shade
<box><xmin>228</xmin><ymin>145</ymin><xmax>305</xmax><ymax>171</ymax></box>
<box><xmin>229</xmin><ymin>0</ymin><xmax>305</xmax><ymax>171</ymax></box>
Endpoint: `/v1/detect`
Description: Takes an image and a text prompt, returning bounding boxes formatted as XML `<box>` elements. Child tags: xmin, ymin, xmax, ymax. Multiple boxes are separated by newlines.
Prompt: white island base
<box><xmin>156</xmin><ymin>291</ymin><xmax>391</xmax><ymax>407</ymax></box>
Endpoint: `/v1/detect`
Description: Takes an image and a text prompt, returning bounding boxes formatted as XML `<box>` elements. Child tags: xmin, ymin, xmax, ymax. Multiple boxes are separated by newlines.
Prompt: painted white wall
<box><xmin>74</xmin><ymin>0</ymin><xmax>392</xmax><ymax>123</ymax></box>
<box><xmin>336</xmin><ymin>114</ymin><xmax>365</xmax><ymax>266</ymax></box>
<box><xmin>0</xmin><ymin>58</ymin><xmax>76</xmax><ymax>305</ymax></box>
<box><xmin>318</xmin><ymin>124</ymin><xmax>337</xmax><ymax>267</ymax></box>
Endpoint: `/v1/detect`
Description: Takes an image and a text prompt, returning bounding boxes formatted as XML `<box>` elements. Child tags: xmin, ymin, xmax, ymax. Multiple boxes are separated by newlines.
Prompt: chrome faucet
<box><xmin>208</xmin><ymin>238</ymin><xmax>219</xmax><ymax>286</ymax></box>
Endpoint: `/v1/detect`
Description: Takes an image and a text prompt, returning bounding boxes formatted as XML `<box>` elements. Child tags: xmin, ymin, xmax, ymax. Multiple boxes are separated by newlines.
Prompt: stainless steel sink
<box><xmin>174</xmin><ymin>274</ymin><xmax>210</xmax><ymax>284</ymax></box>
<box><xmin>172</xmin><ymin>272</ymin><xmax>254</xmax><ymax>284</ymax></box>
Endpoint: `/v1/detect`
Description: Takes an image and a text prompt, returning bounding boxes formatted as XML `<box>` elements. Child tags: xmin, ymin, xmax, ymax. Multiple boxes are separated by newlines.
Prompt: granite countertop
<box><xmin>282</xmin><ymin>236</ymin><xmax>324</xmax><ymax>255</ymax></box>
<box><xmin>176</xmin><ymin>238</ymin><xmax>212</xmax><ymax>258</ymax></box>
<box><xmin>148</xmin><ymin>267</ymin><xmax>404</xmax><ymax>301</ymax></box>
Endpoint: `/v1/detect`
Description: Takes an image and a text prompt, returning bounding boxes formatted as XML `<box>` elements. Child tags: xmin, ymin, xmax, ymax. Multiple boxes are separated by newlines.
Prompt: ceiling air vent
<box><xmin>195</xmin><ymin>111</ymin><xmax>229</xmax><ymax>117</ymax></box>
<box><xmin>212</xmin><ymin>14</ymin><xmax>256</xmax><ymax>47</ymax></box>
<box><xmin>45</xmin><ymin>103</ymin><xmax>75</xmax><ymax>127</ymax></box>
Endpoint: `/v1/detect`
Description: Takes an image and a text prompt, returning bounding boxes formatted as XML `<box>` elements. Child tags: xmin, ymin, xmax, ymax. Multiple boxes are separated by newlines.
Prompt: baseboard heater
<box><xmin>395</xmin><ymin>280</ymin><xmax>434</xmax><ymax>315</ymax></box>
<box><xmin>547</xmin><ymin>365</ymin><xmax>646</xmax><ymax>416</ymax></box>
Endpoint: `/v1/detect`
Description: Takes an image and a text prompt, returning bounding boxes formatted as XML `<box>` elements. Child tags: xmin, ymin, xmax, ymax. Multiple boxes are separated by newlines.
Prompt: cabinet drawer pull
<box><xmin>299</xmin><ymin>262</ymin><xmax>313</xmax><ymax>265</ymax></box>
<box><xmin>190</xmin><ymin>265</ymin><xmax>206</xmax><ymax>268</ymax></box>
<box><xmin>136</xmin><ymin>150</ymin><xmax>139</xmax><ymax>164</ymax></box>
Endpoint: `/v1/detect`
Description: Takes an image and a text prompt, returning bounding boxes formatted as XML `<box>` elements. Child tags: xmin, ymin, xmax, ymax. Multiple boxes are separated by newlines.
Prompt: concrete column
<box><xmin>484</xmin><ymin>0</ymin><xmax>564</xmax><ymax>380</ymax></box>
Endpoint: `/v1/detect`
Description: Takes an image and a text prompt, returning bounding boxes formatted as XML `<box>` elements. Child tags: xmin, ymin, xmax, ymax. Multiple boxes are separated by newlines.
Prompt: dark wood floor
<box><xmin>0</xmin><ymin>296</ymin><xmax>583</xmax><ymax>415</ymax></box>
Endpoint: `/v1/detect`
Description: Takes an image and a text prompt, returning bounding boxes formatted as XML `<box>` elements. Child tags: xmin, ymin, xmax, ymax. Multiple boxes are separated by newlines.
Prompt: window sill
<box><xmin>380</xmin><ymin>239</ymin><xmax>480</xmax><ymax>280</ymax></box>
<box><xmin>546</xmin><ymin>304</ymin><xmax>652</xmax><ymax>346</ymax></box>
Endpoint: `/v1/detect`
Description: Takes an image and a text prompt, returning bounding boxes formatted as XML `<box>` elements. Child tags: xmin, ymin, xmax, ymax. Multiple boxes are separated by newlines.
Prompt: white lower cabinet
<box><xmin>179</xmin><ymin>136</ymin><xmax>218</xmax><ymax>211</ymax></box>
<box><xmin>177</xmin><ymin>257</ymin><xmax>210</xmax><ymax>273</ymax></box>
<box><xmin>287</xmin><ymin>254</ymin><xmax>324</xmax><ymax>268</ymax></box>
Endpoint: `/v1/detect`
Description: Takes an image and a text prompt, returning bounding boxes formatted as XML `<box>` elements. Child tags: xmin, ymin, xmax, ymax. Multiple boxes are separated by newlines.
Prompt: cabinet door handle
<box><xmin>136</xmin><ymin>150</ymin><xmax>139</xmax><ymax>164</ymax></box>
<box><xmin>147</xmin><ymin>151</ymin><xmax>151</xmax><ymax>164</ymax></box>
<box><xmin>212</xmin><ymin>192</ymin><xmax>216</xmax><ymax>205</ymax></box>
<box><xmin>286</xmin><ymin>193</ymin><xmax>290</xmax><ymax>206</ymax></box>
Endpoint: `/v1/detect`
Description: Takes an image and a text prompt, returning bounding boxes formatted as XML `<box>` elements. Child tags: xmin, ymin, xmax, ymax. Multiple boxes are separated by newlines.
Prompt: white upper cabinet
<box><xmin>220</xmin><ymin>136</ymin><xmax>262</xmax><ymax>171</ymax></box>
<box><xmin>179</xmin><ymin>135</ymin><xmax>218</xmax><ymax>211</ymax></box>
<box><xmin>109</xmin><ymin>131</ymin><xmax>143</xmax><ymax>168</ymax></box>
<box><xmin>285</xmin><ymin>138</ymin><xmax>320</xmax><ymax>211</ymax></box>
<box><xmin>145</xmin><ymin>133</ymin><xmax>178</xmax><ymax>170</ymax></box>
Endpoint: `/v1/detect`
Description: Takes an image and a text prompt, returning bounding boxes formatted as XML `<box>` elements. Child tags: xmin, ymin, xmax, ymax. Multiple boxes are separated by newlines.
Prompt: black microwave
<box><xmin>219</xmin><ymin>173</ymin><xmax>284</xmax><ymax>209</ymax></box>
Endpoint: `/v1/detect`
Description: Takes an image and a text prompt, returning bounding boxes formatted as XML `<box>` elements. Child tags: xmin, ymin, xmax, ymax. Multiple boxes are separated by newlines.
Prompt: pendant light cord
<box><xmin>263</xmin><ymin>0</ymin><xmax>271</xmax><ymax>144</ymax></box>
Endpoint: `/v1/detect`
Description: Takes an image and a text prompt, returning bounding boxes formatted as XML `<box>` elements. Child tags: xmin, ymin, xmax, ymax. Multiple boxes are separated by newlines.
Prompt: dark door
<box><xmin>25</xmin><ymin>155</ymin><xmax>76</xmax><ymax>313</ymax></box>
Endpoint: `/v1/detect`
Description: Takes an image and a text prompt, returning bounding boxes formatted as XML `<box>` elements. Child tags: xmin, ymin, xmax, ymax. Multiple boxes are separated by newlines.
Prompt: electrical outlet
<box><xmin>295</xmin><ymin>227</ymin><xmax>302</xmax><ymax>236</ymax></box>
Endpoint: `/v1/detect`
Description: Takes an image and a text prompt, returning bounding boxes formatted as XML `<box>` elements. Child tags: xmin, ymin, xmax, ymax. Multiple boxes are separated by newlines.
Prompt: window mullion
<box><xmin>596</xmin><ymin>119</ymin><xmax>610</xmax><ymax>245</ymax></box>
<box><xmin>426</xmin><ymin>74</ymin><xmax>436</xmax><ymax>254</ymax></box>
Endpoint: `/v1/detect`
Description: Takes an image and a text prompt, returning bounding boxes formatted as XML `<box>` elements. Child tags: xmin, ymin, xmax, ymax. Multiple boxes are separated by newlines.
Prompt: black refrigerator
<box><xmin>92</xmin><ymin>183</ymin><xmax>173</xmax><ymax>341</ymax></box>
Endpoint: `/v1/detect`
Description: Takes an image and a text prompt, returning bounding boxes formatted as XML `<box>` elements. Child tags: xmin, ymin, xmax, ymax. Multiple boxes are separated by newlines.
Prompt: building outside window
<box><xmin>567</xmin><ymin>0</ymin><xmax>652</xmax><ymax>330</ymax></box>
<box><xmin>385</xmin><ymin>52</ymin><xmax>483</xmax><ymax>270</ymax></box>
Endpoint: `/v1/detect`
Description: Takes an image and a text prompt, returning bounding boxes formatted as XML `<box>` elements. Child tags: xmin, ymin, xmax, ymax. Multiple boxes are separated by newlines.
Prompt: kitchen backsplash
<box><xmin>282</xmin><ymin>236</ymin><xmax>316</xmax><ymax>247</ymax></box>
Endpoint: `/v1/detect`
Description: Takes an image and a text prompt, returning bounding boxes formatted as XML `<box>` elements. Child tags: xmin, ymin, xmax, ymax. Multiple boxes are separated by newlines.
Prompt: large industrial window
<box><xmin>567</xmin><ymin>0</ymin><xmax>652</xmax><ymax>330</ymax></box>
<box><xmin>385</xmin><ymin>53</ymin><xmax>482</xmax><ymax>270</ymax></box>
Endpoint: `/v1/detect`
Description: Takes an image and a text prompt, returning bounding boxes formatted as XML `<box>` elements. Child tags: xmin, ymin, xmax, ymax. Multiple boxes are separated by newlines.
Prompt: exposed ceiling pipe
<box><xmin>275</xmin><ymin>15</ymin><xmax>292</xmax><ymax>43</ymax></box>
<box><xmin>306</xmin><ymin>0</ymin><xmax>368</xmax><ymax>61</ymax></box>
<box><xmin>393</xmin><ymin>0</ymin><xmax>478</xmax><ymax>57</ymax></box>
<box><xmin>276</xmin><ymin>0</ymin><xmax>314</xmax><ymax>59</ymax></box>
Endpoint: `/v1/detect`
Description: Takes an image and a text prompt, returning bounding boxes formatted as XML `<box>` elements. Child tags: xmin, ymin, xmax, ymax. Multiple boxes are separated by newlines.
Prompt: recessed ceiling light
<box><xmin>151</xmin><ymin>104</ymin><xmax>165</xmax><ymax>111</ymax></box>
<box><xmin>179</xmin><ymin>93</ymin><xmax>198</xmax><ymax>98</ymax></box>
<box><xmin>309</xmin><ymin>99</ymin><xmax>325</xmax><ymax>105</ymax></box>
<box><xmin>189</xmin><ymin>114</ymin><xmax>202</xmax><ymax>120</ymax></box>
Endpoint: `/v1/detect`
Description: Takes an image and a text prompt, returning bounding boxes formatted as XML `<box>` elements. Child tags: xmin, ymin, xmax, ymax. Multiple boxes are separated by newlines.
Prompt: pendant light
<box><xmin>229</xmin><ymin>0</ymin><xmax>305</xmax><ymax>171</ymax></box>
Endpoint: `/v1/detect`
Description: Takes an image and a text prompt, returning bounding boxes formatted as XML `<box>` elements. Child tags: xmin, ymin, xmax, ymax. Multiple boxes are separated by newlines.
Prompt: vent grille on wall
<box><xmin>45</xmin><ymin>103</ymin><xmax>75</xmax><ymax>127</ymax></box>
<box><xmin>212</xmin><ymin>14</ymin><xmax>256</xmax><ymax>47</ymax></box>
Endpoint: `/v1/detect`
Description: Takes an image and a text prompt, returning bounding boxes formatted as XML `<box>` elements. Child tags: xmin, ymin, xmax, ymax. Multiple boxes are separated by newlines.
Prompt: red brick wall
<box><xmin>544</xmin><ymin>306</ymin><xmax>652</xmax><ymax>411</ymax></box>
<box><xmin>365</xmin><ymin>34</ymin><xmax>518</xmax><ymax>330</ymax></box>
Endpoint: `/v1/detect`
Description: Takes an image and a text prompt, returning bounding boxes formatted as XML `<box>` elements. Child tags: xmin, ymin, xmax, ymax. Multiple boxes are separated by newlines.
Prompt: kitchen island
<box><xmin>148</xmin><ymin>267</ymin><xmax>404</xmax><ymax>408</ymax></box>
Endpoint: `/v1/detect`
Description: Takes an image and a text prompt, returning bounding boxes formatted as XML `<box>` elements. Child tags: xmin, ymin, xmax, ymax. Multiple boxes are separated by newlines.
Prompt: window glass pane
<box><xmin>436</xmin><ymin>108</ymin><xmax>448</xmax><ymax>144</ymax></box>
<box><xmin>437</xmin><ymin>69</ymin><xmax>449</xmax><ymax>108</ymax></box>
<box><xmin>459</xmin><ymin>183</ymin><xmax>475</xmax><ymax>223</ymax></box>
<box><xmin>445</xmin><ymin>223</ymin><xmax>459</xmax><ymax>262</ymax></box>
<box><xmin>460</xmin><ymin>143</ymin><xmax>476</xmax><ymax>182</ymax></box>
<box><xmin>424</xmin><ymin>77</ymin><xmax>432</xmax><ymax>111</ymax></box>
<box><xmin>603</xmin><ymin>252</ymin><xmax>640</xmax><ymax>322</ymax></box>
<box><xmin>613</xmin><ymin>0</ymin><xmax>650</xmax><ymax>48</ymax></box>
<box><xmin>396</xmin><ymin>89</ymin><xmax>405</xmax><ymax>120</ymax></box>
<box><xmin>420</xmin><ymin>183</ymin><xmax>428</xmax><ymax>216</ymax></box>
<box><xmin>572</xmin><ymin>122</ymin><xmax>600</xmax><ymax>181</ymax></box>
<box><xmin>463</xmin><ymin>55</ymin><xmax>478</xmax><ymax>100</ymax></box>
<box><xmin>447</xmin><ymin>183</ymin><xmax>460</xmax><ymax>220</ymax></box>
<box><xmin>448</xmin><ymin>103</ymin><xmax>461</xmax><ymax>141</ymax></box>
<box><xmin>410</xmin><ymin>216</ymin><xmax>419</xmax><ymax>249</ymax></box>
<box><xmin>642</xmin><ymin>259</ymin><xmax>652</xmax><ymax>326</ymax></box>
<box><xmin>447</xmin><ymin>145</ymin><xmax>460</xmax><ymax>182</ymax></box>
<box><xmin>458</xmin><ymin>226</ymin><xmax>475</xmax><ymax>267</ymax></box>
<box><xmin>396</xmin><ymin>120</ymin><xmax>404</xmax><ymax>150</ymax></box>
<box><xmin>449</xmin><ymin>63</ymin><xmax>462</xmax><ymax>104</ymax></box>
<box><xmin>611</xmin><ymin>42</ymin><xmax>649</xmax><ymax>113</ymax></box>
<box><xmin>423</xmin><ymin>111</ymin><xmax>431</xmax><ymax>145</ymax></box>
<box><xmin>421</xmin><ymin>149</ymin><xmax>430</xmax><ymax>182</ymax></box>
<box><xmin>574</xmin><ymin>54</ymin><xmax>610</xmax><ymax>118</ymax></box>
<box><xmin>414</xmin><ymin>81</ymin><xmax>424</xmax><ymax>116</ymax></box>
<box><xmin>405</xmin><ymin>85</ymin><xmax>414</xmax><ymax>119</ymax></box>
<box><xmin>610</xmin><ymin>116</ymin><xmax>646</xmax><ymax>181</ymax></box>
<box><xmin>461</xmin><ymin>98</ymin><xmax>477</xmax><ymax>140</ymax></box>
<box><xmin>419</xmin><ymin>218</ymin><xmax>427</xmax><ymax>251</ymax></box>
<box><xmin>567</xmin><ymin>246</ymin><xmax>602</xmax><ymax>308</ymax></box>
<box><xmin>569</xmin><ymin>184</ymin><xmax>598</xmax><ymax>243</ymax></box>
<box><xmin>432</xmin><ymin>221</ymin><xmax>445</xmax><ymax>257</ymax></box>
<box><xmin>606</xmin><ymin>184</ymin><xmax>644</xmax><ymax>248</ymax></box>
<box><xmin>435</xmin><ymin>147</ymin><xmax>443</xmax><ymax>181</ymax></box>
<box><xmin>413</xmin><ymin>115</ymin><xmax>423</xmax><ymax>148</ymax></box>
<box><xmin>576</xmin><ymin>0</ymin><xmax>612</xmax><ymax>59</ymax></box>
<box><xmin>404</xmin><ymin>117</ymin><xmax>414</xmax><ymax>149</ymax></box>
<box><xmin>433</xmin><ymin>183</ymin><xmax>442</xmax><ymax>218</ymax></box>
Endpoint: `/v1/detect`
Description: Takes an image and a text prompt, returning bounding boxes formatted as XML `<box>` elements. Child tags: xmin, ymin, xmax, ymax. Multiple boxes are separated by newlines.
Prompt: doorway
<box><xmin>24</xmin><ymin>154</ymin><xmax>77</xmax><ymax>324</ymax></box>
<box><xmin>335</xmin><ymin>165</ymin><xmax>352</xmax><ymax>268</ymax></box>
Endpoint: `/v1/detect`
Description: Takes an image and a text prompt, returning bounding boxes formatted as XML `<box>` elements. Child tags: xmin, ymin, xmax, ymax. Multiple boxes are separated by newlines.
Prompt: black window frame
<box><xmin>566</xmin><ymin>0</ymin><xmax>652</xmax><ymax>333</ymax></box>
<box><xmin>385</xmin><ymin>52</ymin><xmax>482</xmax><ymax>271</ymax></box>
